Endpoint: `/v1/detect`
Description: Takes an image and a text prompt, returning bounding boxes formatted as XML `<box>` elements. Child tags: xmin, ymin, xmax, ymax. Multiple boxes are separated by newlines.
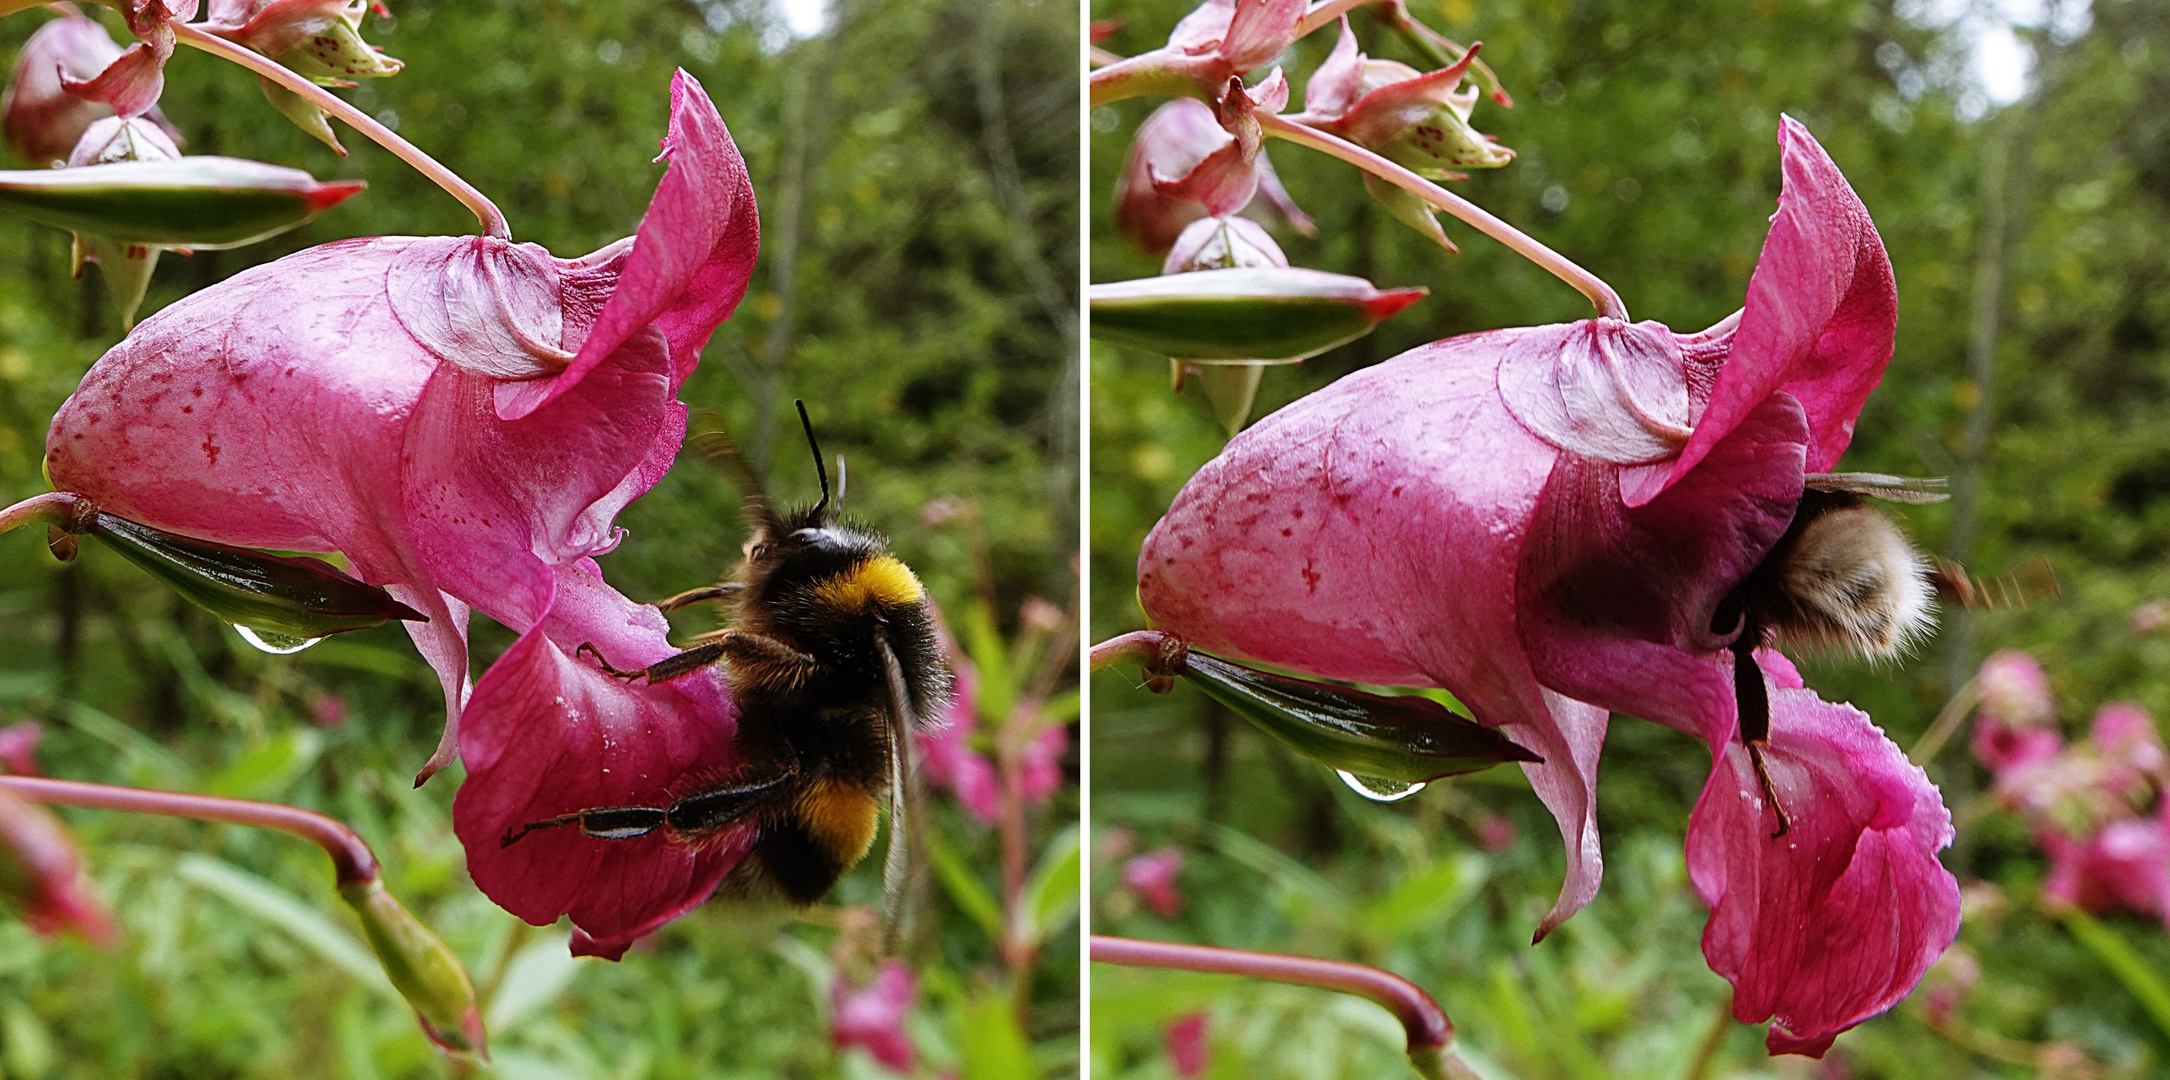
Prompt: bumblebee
<box><xmin>502</xmin><ymin>402</ymin><xmax>950</xmax><ymax>912</ymax></box>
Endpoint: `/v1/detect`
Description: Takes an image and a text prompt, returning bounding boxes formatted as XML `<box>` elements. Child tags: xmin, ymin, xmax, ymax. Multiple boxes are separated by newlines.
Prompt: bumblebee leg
<box><xmin>713</xmin><ymin>629</ymin><xmax>819</xmax><ymax>691</ymax></box>
<box><xmin>574</xmin><ymin>640</ymin><xmax>730</xmax><ymax>684</ymax></box>
<box><xmin>501</xmin><ymin>805</ymin><xmax>669</xmax><ymax>847</ymax></box>
<box><xmin>665</xmin><ymin>770</ymin><xmax>798</xmax><ymax>835</ymax></box>
<box><xmin>654</xmin><ymin>582</ymin><xmax>742</xmax><ymax>612</ymax></box>
<box><xmin>574</xmin><ymin>642</ymin><xmax>647</xmax><ymax>679</ymax></box>
<box><xmin>1746</xmin><ymin>741</ymin><xmax>1791</xmax><ymax>839</ymax></box>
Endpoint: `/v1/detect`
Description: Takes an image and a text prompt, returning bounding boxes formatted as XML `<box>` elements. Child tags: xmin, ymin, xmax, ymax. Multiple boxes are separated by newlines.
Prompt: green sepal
<box><xmin>72</xmin><ymin>233</ymin><xmax>161</xmax><ymax>330</ymax></box>
<box><xmin>1178</xmin><ymin>650</ymin><xmax>1541</xmax><ymax>784</ymax></box>
<box><xmin>1090</xmin><ymin>268</ymin><xmax>1427</xmax><ymax>363</ymax></box>
<box><xmin>259</xmin><ymin>78</ymin><xmax>346</xmax><ymax>155</ymax></box>
<box><xmin>1362</xmin><ymin>173</ymin><xmax>1457</xmax><ymax>253</ymax></box>
<box><xmin>83</xmin><ymin>512</ymin><xmax>425</xmax><ymax>640</ymax></box>
<box><xmin>0</xmin><ymin>157</ymin><xmax>364</xmax><ymax>249</ymax></box>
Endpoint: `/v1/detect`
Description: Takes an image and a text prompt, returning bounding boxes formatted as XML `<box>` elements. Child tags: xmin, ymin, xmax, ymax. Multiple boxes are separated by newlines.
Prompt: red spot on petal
<box><xmin>201</xmin><ymin>437</ymin><xmax>220</xmax><ymax>466</ymax></box>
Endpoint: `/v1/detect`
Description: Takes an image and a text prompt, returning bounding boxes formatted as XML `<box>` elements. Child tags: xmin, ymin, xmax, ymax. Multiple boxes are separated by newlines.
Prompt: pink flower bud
<box><xmin>0</xmin><ymin>722</ymin><xmax>42</xmax><ymax>777</ymax></box>
<box><xmin>1123</xmin><ymin>846</ymin><xmax>1184</xmax><ymax>919</ymax></box>
<box><xmin>1165</xmin><ymin>1012</ymin><xmax>1211</xmax><ymax>1078</ymax></box>
<box><xmin>0</xmin><ymin>786</ymin><xmax>113</xmax><ymax>944</ymax></box>
<box><xmin>2</xmin><ymin>12</ymin><xmax>177</xmax><ymax>166</ymax></box>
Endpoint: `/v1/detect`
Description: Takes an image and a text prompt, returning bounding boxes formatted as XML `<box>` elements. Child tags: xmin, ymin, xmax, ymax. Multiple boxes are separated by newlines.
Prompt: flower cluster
<box><xmin>1137</xmin><ymin>117</ymin><xmax>1958</xmax><ymax>1056</ymax></box>
<box><xmin>43</xmin><ymin>70</ymin><xmax>761</xmax><ymax>956</ymax></box>
<box><xmin>1971</xmin><ymin>651</ymin><xmax>2170</xmax><ymax>928</ymax></box>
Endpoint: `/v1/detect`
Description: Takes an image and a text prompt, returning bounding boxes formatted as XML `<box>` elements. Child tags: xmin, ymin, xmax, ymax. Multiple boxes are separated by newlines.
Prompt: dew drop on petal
<box><xmin>232</xmin><ymin>625</ymin><xmax>322</xmax><ymax>654</ymax></box>
<box><xmin>1336</xmin><ymin>771</ymin><xmax>1425</xmax><ymax>802</ymax></box>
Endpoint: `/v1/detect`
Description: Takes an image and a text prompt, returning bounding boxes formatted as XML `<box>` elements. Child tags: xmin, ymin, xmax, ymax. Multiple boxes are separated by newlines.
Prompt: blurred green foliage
<box><xmin>0</xmin><ymin>0</ymin><xmax>1077</xmax><ymax>1075</ymax></box>
<box><xmin>1091</xmin><ymin>0</ymin><xmax>2170</xmax><ymax>1076</ymax></box>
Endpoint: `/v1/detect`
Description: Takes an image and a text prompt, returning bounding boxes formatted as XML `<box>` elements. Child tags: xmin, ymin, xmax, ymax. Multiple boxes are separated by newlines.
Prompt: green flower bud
<box><xmin>1090</xmin><ymin>268</ymin><xmax>1426</xmax><ymax>364</ymax></box>
<box><xmin>0</xmin><ymin>157</ymin><xmax>365</xmax><ymax>250</ymax></box>
<box><xmin>79</xmin><ymin>511</ymin><xmax>425</xmax><ymax>645</ymax></box>
<box><xmin>339</xmin><ymin>879</ymin><xmax>486</xmax><ymax>1058</ymax></box>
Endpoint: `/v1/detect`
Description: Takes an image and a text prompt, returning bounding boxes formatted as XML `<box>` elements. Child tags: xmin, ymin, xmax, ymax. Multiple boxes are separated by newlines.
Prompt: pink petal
<box><xmin>1516</xmin><ymin>392</ymin><xmax>1807</xmax><ymax>744</ymax></box>
<box><xmin>1302</xmin><ymin>17</ymin><xmax>1363</xmax><ymax>118</ymax></box>
<box><xmin>0</xmin><ymin>722</ymin><xmax>43</xmax><ymax>776</ymax></box>
<box><xmin>1136</xmin><ymin>327</ymin><xmax>1610</xmax><ymax>930</ymax></box>
<box><xmin>1334</xmin><ymin>50</ymin><xmax>1482</xmax><ymax>149</ymax></box>
<box><xmin>1216</xmin><ymin>0</ymin><xmax>1304</xmax><ymax>69</ymax></box>
<box><xmin>60</xmin><ymin>41</ymin><xmax>168</xmax><ymax>121</ymax></box>
<box><xmin>1145</xmin><ymin>117</ymin><xmax>1256</xmax><ymax>219</ymax></box>
<box><xmin>1123</xmin><ymin>847</ymin><xmax>1185</xmax><ymax>918</ymax></box>
<box><xmin>1495</xmin><ymin>319</ymin><xmax>1695</xmax><ymax>466</ymax></box>
<box><xmin>1655</xmin><ymin>117</ymin><xmax>1896</xmax><ymax>501</ymax></box>
<box><xmin>0</xmin><ymin>787</ymin><xmax>112</xmax><ymax>945</ymax></box>
<box><xmin>1689</xmin><ymin>659</ymin><xmax>1959</xmax><ymax>1057</ymax></box>
<box><xmin>506</xmin><ymin>69</ymin><xmax>759</xmax><ymax>421</ymax></box>
<box><xmin>1976</xmin><ymin>649</ymin><xmax>2053</xmax><ymax>727</ymax></box>
<box><xmin>452</xmin><ymin>562</ymin><xmax>751</xmax><ymax>955</ymax></box>
<box><xmin>220</xmin><ymin>0</ymin><xmax>353</xmax><ymax>57</ymax></box>
<box><xmin>1969</xmin><ymin>720</ymin><xmax>2062</xmax><ymax>777</ymax></box>
<box><xmin>1019</xmin><ymin>723</ymin><xmax>1068</xmax><ymax>804</ymax></box>
<box><xmin>1165</xmin><ymin>1012</ymin><xmax>1211</xmax><ymax>1078</ymax></box>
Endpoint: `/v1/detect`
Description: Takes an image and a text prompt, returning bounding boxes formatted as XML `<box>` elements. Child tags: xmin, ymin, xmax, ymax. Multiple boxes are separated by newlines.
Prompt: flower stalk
<box><xmin>1257</xmin><ymin>113</ymin><xmax>1626</xmax><ymax>319</ymax></box>
<box><xmin>169</xmin><ymin>23</ymin><xmax>510</xmax><ymax>240</ymax></box>
<box><xmin>0</xmin><ymin>775</ymin><xmax>377</xmax><ymax>884</ymax></box>
<box><xmin>1090</xmin><ymin>935</ymin><xmax>1466</xmax><ymax>1078</ymax></box>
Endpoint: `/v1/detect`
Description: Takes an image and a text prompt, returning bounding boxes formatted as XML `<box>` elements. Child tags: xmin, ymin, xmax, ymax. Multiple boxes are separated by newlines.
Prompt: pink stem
<box><xmin>0</xmin><ymin>776</ymin><xmax>380</xmax><ymax>887</ymax></box>
<box><xmin>171</xmin><ymin>23</ymin><xmax>511</xmax><ymax>240</ymax></box>
<box><xmin>1091</xmin><ymin>935</ymin><xmax>1454</xmax><ymax>1053</ymax></box>
<box><xmin>1257</xmin><ymin>113</ymin><xmax>1628</xmax><ymax>320</ymax></box>
<box><xmin>1089</xmin><ymin>630</ymin><xmax>1169</xmax><ymax>672</ymax></box>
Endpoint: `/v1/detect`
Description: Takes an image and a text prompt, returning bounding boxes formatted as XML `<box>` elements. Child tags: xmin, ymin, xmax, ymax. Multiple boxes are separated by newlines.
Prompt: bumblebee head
<box><xmin>735</xmin><ymin>403</ymin><xmax>929</xmax><ymax>618</ymax></box>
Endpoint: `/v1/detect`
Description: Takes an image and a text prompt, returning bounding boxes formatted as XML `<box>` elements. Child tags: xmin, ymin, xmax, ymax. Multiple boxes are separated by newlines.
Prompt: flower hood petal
<box><xmin>452</xmin><ymin>561</ymin><xmax>751</xmax><ymax>955</ymax></box>
<box><xmin>1689</xmin><ymin>654</ymin><xmax>1959</xmax><ymax>1057</ymax></box>
<box><xmin>1652</xmin><ymin>116</ymin><xmax>1895</xmax><ymax>501</ymax></box>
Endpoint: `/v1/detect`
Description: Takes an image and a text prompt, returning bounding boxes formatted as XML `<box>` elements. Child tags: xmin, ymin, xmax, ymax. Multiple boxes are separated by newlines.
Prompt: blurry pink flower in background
<box><xmin>307</xmin><ymin>692</ymin><xmax>348</xmax><ymax>729</ymax></box>
<box><xmin>2040</xmin><ymin>813</ymin><xmax>2170</xmax><ymax>930</ymax></box>
<box><xmin>915</xmin><ymin>629</ymin><xmax>1070</xmax><ymax>823</ymax></box>
<box><xmin>1123</xmin><ymin>846</ymin><xmax>1185</xmax><ymax>919</ymax></box>
<box><xmin>1114</xmin><ymin>97</ymin><xmax>1313</xmax><ymax>255</ymax></box>
<box><xmin>831</xmin><ymin>960</ymin><xmax>918</xmax><ymax>1073</ymax></box>
<box><xmin>0</xmin><ymin>787</ymin><xmax>112</xmax><ymax>945</ymax></box>
<box><xmin>1977</xmin><ymin>650</ymin><xmax>2054</xmax><ymax>727</ymax></box>
<box><xmin>1164</xmin><ymin>1012</ymin><xmax>1211</xmax><ymax>1078</ymax></box>
<box><xmin>1474</xmin><ymin>811</ymin><xmax>1517</xmax><ymax>852</ymax></box>
<box><xmin>2132</xmin><ymin>600</ymin><xmax>2170</xmax><ymax>635</ymax></box>
<box><xmin>0</xmin><ymin>722</ymin><xmax>42</xmax><ymax>776</ymax></box>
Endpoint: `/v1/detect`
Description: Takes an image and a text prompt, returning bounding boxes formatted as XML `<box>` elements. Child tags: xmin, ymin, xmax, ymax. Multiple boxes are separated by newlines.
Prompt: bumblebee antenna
<box><xmin>796</xmin><ymin>400</ymin><xmax>831</xmax><ymax>517</ymax></box>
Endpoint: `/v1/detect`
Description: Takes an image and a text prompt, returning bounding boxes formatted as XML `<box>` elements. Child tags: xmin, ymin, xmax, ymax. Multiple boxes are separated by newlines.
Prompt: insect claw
<box><xmin>576</xmin><ymin>642</ymin><xmax>646</xmax><ymax>681</ymax></box>
<box><xmin>1747</xmin><ymin>740</ymin><xmax>1791</xmax><ymax>839</ymax></box>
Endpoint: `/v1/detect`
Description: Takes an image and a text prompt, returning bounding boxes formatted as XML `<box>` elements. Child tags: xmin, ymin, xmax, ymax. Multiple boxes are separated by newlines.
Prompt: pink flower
<box><xmin>1297</xmin><ymin>18</ymin><xmax>1512</xmax><ymax>175</ymax></box>
<box><xmin>831</xmin><ymin>960</ymin><xmax>918</xmax><ymax>1073</ymax></box>
<box><xmin>1976</xmin><ymin>650</ymin><xmax>2053</xmax><ymax>727</ymax></box>
<box><xmin>917</xmin><ymin>652</ymin><xmax>1002</xmax><ymax>822</ymax></box>
<box><xmin>1165</xmin><ymin>1011</ymin><xmax>1211</xmax><ymax>1078</ymax></box>
<box><xmin>1474</xmin><ymin>811</ymin><xmax>1517</xmax><ymax>852</ymax></box>
<box><xmin>45</xmin><ymin>70</ymin><xmax>758</xmax><ymax>782</ymax></box>
<box><xmin>1123</xmin><ymin>845</ymin><xmax>1184</xmax><ymax>918</ymax></box>
<box><xmin>2040</xmin><ymin>814</ymin><xmax>2170</xmax><ymax>930</ymax></box>
<box><xmin>2</xmin><ymin>10</ymin><xmax>180</xmax><ymax>166</ymax></box>
<box><xmin>1136</xmin><ymin>117</ymin><xmax>1955</xmax><ymax>1055</ymax></box>
<box><xmin>58</xmin><ymin>0</ymin><xmax>199</xmax><ymax>121</ymax></box>
<box><xmin>1114</xmin><ymin>96</ymin><xmax>1310</xmax><ymax>256</ymax></box>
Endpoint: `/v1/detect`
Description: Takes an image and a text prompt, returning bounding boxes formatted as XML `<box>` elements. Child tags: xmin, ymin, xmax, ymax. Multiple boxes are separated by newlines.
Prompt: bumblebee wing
<box><xmin>689</xmin><ymin>415</ymin><xmax>783</xmax><ymax>532</ymax></box>
<box><xmin>877</xmin><ymin>630</ymin><xmax>917</xmax><ymax>953</ymax></box>
<box><xmin>1804</xmin><ymin>472</ymin><xmax>1949</xmax><ymax>504</ymax></box>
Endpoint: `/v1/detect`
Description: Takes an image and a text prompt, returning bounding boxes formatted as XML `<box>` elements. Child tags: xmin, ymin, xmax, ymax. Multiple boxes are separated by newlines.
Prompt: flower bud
<box><xmin>0</xmin><ymin>156</ymin><xmax>366</xmax><ymax>250</ymax></box>
<box><xmin>203</xmin><ymin>0</ymin><xmax>406</xmax><ymax>153</ymax></box>
<box><xmin>1090</xmin><ymin>267</ymin><xmax>1426</xmax><ymax>364</ymax></box>
<box><xmin>1161</xmin><ymin>215</ymin><xmax>1285</xmax><ymax>275</ymax></box>
<box><xmin>1177</xmin><ymin>650</ymin><xmax>1541</xmax><ymax>784</ymax></box>
<box><xmin>2</xmin><ymin>12</ymin><xmax>180</xmax><ymax>167</ymax></box>
<box><xmin>0</xmin><ymin>786</ymin><xmax>113</xmax><ymax>945</ymax></box>
<box><xmin>79</xmin><ymin>511</ymin><xmax>426</xmax><ymax>645</ymax></box>
<box><xmin>338</xmin><ymin>878</ymin><xmax>486</xmax><ymax>1057</ymax></box>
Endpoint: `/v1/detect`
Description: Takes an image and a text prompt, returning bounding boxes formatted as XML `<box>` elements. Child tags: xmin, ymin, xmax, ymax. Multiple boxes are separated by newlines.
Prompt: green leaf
<box><xmin>204</xmin><ymin>729</ymin><xmax>324</xmax><ymax>800</ymax></box>
<box><xmin>0</xmin><ymin>158</ymin><xmax>364</xmax><ymax>249</ymax></box>
<box><xmin>175</xmin><ymin>855</ymin><xmax>392</xmax><ymax>996</ymax></box>
<box><xmin>484</xmin><ymin>932</ymin><xmax>587</xmax><ymax>1034</ymax></box>
<box><xmin>2061</xmin><ymin>908</ymin><xmax>2170</xmax><ymax>1043</ymax></box>
<box><xmin>957</xmin><ymin>989</ymin><xmax>1035</xmax><ymax>1080</ymax></box>
<box><xmin>1356</xmin><ymin>852</ymin><xmax>1487</xmax><ymax>944</ymax></box>
<box><xmin>1015</xmin><ymin>826</ymin><xmax>1080</xmax><ymax>949</ymax></box>
<box><xmin>922</xmin><ymin>824</ymin><xmax>1004</xmax><ymax>940</ymax></box>
<box><xmin>1089</xmin><ymin>268</ymin><xmax>1426</xmax><ymax>362</ymax></box>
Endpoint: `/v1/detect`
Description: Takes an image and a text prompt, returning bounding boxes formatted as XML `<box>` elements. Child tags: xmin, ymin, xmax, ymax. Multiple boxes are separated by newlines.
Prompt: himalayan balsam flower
<box><xmin>0</xmin><ymin>786</ymin><xmax>113</xmax><ymax>944</ymax></box>
<box><xmin>1114</xmin><ymin>96</ymin><xmax>1311</xmax><ymax>256</ymax></box>
<box><xmin>831</xmin><ymin>960</ymin><xmax>918</xmax><ymax>1073</ymax></box>
<box><xmin>1</xmin><ymin>10</ymin><xmax>179</xmax><ymax>166</ymax></box>
<box><xmin>57</xmin><ymin>0</ymin><xmax>199</xmax><ymax>121</ymax></box>
<box><xmin>1138</xmin><ymin>117</ymin><xmax>1957</xmax><ymax>1056</ymax></box>
<box><xmin>1123</xmin><ymin>845</ymin><xmax>1185</xmax><ymax>918</ymax></box>
<box><xmin>0</xmin><ymin>721</ymin><xmax>41</xmax><ymax>776</ymax></box>
<box><xmin>1165</xmin><ymin>1012</ymin><xmax>1211</xmax><ymax>1079</ymax></box>
<box><xmin>47</xmin><ymin>70</ymin><xmax>757</xmax><ymax>787</ymax></box>
<box><xmin>1977</xmin><ymin>649</ymin><xmax>2053</xmax><ymax>727</ymax></box>
<box><xmin>200</xmin><ymin>0</ymin><xmax>404</xmax><ymax>152</ymax></box>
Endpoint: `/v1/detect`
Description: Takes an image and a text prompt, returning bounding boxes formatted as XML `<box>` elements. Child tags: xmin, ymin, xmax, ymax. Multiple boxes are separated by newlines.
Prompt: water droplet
<box><xmin>232</xmin><ymin>625</ymin><xmax>322</xmax><ymax>654</ymax></box>
<box><xmin>1336</xmin><ymin>771</ymin><xmax>1425</xmax><ymax>802</ymax></box>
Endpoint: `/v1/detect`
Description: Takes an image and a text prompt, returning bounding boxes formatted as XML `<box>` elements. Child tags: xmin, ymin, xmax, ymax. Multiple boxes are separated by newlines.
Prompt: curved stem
<box><xmin>1908</xmin><ymin>677</ymin><xmax>1981</xmax><ymax>766</ymax></box>
<box><xmin>0</xmin><ymin>492</ymin><xmax>90</xmax><ymax>537</ymax></box>
<box><xmin>1293</xmin><ymin>0</ymin><xmax>1371</xmax><ymax>40</ymax></box>
<box><xmin>1089</xmin><ymin>629</ymin><xmax>1168</xmax><ymax>671</ymax></box>
<box><xmin>0</xmin><ymin>775</ymin><xmax>380</xmax><ymax>887</ymax></box>
<box><xmin>171</xmin><ymin>23</ymin><xmax>510</xmax><ymax>240</ymax></box>
<box><xmin>1092</xmin><ymin>935</ymin><xmax>1456</xmax><ymax>1066</ymax></box>
<box><xmin>1258</xmin><ymin>113</ymin><xmax>1627</xmax><ymax>320</ymax></box>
